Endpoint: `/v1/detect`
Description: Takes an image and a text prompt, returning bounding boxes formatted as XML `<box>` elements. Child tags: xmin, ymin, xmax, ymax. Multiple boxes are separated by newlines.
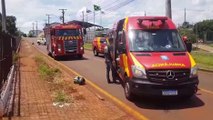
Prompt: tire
<box><xmin>78</xmin><ymin>54</ymin><xmax>83</xmax><ymax>59</ymax></box>
<box><xmin>93</xmin><ymin>48</ymin><xmax>99</xmax><ymax>56</ymax></box>
<box><xmin>52</xmin><ymin>51</ymin><xmax>59</xmax><ymax>60</ymax></box>
<box><xmin>124</xmin><ymin>81</ymin><xmax>135</xmax><ymax>101</ymax></box>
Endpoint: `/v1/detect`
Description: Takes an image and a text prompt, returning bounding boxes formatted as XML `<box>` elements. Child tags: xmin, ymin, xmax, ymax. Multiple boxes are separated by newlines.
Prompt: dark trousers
<box><xmin>106</xmin><ymin>61</ymin><xmax>116</xmax><ymax>82</ymax></box>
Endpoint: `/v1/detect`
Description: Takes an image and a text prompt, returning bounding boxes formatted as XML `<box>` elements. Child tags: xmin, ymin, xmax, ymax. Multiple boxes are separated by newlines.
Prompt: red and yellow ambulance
<box><xmin>110</xmin><ymin>16</ymin><xmax>199</xmax><ymax>100</ymax></box>
<box><xmin>92</xmin><ymin>37</ymin><xmax>108</xmax><ymax>56</ymax></box>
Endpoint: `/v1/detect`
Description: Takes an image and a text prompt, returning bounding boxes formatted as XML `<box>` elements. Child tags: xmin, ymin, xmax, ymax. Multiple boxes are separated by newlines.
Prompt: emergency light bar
<box><xmin>137</xmin><ymin>17</ymin><xmax>168</xmax><ymax>28</ymax></box>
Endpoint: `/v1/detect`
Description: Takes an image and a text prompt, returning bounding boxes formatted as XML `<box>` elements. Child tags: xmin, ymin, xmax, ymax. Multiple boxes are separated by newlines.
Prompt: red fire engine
<box><xmin>44</xmin><ymin>23</ymin><xmax>85</xmax><ymax>59</ymax></box>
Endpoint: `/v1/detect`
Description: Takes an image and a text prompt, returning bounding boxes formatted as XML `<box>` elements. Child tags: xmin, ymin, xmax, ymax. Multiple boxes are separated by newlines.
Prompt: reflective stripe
<box><xmin>187</xmin><ymin>52</ymin><xmax>196</xmax><ymax>67</ymax></box>
<box><xmin>122</xmin><ymin>54</ymin><xmax>130</xmax><ymax>77</ymax></box>
<box><xmin>123</xmin><ymin>17</ymin><xmax>128</xmax><ymax>30</ymax></box>
<box><xmin>130</xmin><ymin>53</ymin><xmax>145</xmax><ymax>69</ymax></box>
<box><xmin>97</xmin><ymin>37</ymin><xmax>101</xmax><ymax>50</ymax></box>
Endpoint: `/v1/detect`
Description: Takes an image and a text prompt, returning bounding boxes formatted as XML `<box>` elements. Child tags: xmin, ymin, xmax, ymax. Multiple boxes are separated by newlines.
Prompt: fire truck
<box><xmin>109</xmin><ymin>16</ymin><xmax>199</xmax><ymax>100</ymax></box>
<box><xmin>44</xmin><ymin>23</ymin><xmax>85</xmax><ymax>59</ymax></box>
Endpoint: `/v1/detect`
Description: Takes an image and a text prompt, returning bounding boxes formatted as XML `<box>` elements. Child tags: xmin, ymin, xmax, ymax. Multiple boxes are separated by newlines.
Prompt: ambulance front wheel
<box><xmin>124</xmin><ymin>81</ymin><xmax>135</xmax><ymax>101</ymax></box>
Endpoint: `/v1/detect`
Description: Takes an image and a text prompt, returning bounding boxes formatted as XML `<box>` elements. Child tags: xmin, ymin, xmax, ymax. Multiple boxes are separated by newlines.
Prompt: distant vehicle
<box><xmin>37</xmin><ymin>37</ymin><xmax>46</xmax><ymax>45</ymax></box>
<box><xmin>41</xmin><ymin>38</ymin><xmax>46</xmax><ymax>45</ymax></box>
<box><xmin>43</xmin><ymin>23</ymin><xmax>86</xmax><ymax>59</ymax></box>
<box><xmin>109</xmin><ymin>16</ymin><xmax>199</xmax><ymax>100</ymax></box>
<box><xmin>92</xmin><ymin>37</ymin><xmax>108</xmax><ymax>56</ymax></box>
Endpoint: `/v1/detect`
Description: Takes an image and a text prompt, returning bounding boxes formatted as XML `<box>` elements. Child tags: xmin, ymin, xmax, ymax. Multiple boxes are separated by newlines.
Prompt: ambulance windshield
<box><xmin>55</xmin><ymin>29</ymin><xmax>81</xmax><ymax>36</ymax></box>
<box><xmin>128</xmin><ymin>30</ymin><xmax>186</xmax><ymax>52</ymax></box>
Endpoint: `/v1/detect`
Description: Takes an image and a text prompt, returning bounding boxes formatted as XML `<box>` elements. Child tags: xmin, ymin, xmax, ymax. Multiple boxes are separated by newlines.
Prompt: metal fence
<box><xmin>0</xmin><ymin>32</ymin><xmax>20</xmax><ymax>87</ymax></box>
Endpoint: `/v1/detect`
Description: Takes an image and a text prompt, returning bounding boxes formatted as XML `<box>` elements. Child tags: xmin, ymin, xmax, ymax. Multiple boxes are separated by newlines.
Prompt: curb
<box><xmin>31</xmin><ymin>42</ymin><xmax>149</xmax><ymax>120</ymax></box>
<box><xmin>199</xmin><ymin>68</ymin><xmax>213</xmax><ymax>73</ymax></box>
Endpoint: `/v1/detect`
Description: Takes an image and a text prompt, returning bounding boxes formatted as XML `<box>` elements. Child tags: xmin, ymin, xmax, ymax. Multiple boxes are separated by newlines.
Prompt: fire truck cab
<box><xmin>110</xmin><ymin>16</ymin><xmax>199</xmax><ymax>100</ymax></box>
<box><xmin>44</xmin><ymin>23</ymin><xmax>85</xmax><ymax>59</ymax></box>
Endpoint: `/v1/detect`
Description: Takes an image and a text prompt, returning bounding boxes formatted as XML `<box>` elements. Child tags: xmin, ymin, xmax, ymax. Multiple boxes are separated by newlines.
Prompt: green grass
<box><xmin>53</xmin><ymin>90</ymin><xmax>72</xmax><ymax>103</ymax></box>
<box><xmin>34</xmin><ymin>56</ymin><xmax>61</xmax><ymax>81</ymax></box>
<box><xmin>13</xmin><ymin>53</ymin><xmax>19</xmax><ymax>63</ymax></box>
<box><xmin>84</xmin><ymin>43</ymin><xmax>92</xmax><ymax>50</ymax></box>
<box><xmin>209</xmin><ymin>43</ymin><xmax>213</xmax><ymax>47</ymax></box>
<box><xmin>191</xmin><ymin>50</ymin><xmax>213</xmax><ymax>70</ymax></box>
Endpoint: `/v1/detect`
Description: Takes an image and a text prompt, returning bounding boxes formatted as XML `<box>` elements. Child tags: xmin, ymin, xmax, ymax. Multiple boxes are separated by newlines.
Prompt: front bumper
<box><xmin>130</xmin><ymin>77</ymin><xmax>199</xmax><ymax>97</ymax></box>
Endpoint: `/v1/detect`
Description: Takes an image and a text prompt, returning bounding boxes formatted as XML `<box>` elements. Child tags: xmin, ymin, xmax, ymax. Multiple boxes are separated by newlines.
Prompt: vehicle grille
<box><xmin>147</xmin><ymin>69</ymin><xmax>190</xmax><ymax>83</ymax></box>
<box><xmin>64</xmin><ymin>40</ymin><xmax>78</xmax><ymax>53</ymax></box>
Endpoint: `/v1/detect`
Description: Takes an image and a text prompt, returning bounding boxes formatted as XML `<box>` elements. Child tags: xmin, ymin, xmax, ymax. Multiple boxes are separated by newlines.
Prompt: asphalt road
<box><xmin>30</xmin><ymin>38</ymin><xmax>213</xmax><ymax>120</ymax></box>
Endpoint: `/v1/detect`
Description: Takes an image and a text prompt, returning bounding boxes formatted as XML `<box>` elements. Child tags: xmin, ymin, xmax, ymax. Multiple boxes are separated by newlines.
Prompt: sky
<box><xmin>1</xmin><ymin>0</ymin><xmax>213</xmax><ymax>33</ymax></box>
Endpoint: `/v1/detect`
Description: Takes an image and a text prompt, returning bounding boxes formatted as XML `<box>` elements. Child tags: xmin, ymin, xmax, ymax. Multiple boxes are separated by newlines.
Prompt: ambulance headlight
<box><xmin>131</xmin><ymin>65</ymin><xmax>147</xmax><ymax>79</ymax></box>
<box><xmin>190</xmin><ymin>65</ymin><xmax>198</xmax><ymax>78</ymax></box>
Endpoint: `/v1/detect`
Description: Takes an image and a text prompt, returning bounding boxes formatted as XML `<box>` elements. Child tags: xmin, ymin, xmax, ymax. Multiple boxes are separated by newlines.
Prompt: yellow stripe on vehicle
<box><xmin>130</xmin><ymin>53</ymin><xmax>145</xmax><ymax>69</ymax></box>
<box><xmin>187</xmin><ymin>52</ymin><xmax>196</xmax><ymax>67</ymax></box>
<box><xmin>123</xmin><ymin>17</ymin><xmax>129</xmax><ymax>30</ymax></box>
<box><xmin>97</xmin><ymin>37</ymin><xmax>101</xmax><ymax>50</ymax></box>
<box><xmin>122</xmin><ymin>54</ymin><xmax>130</xmax><ymax>77</ymax></box>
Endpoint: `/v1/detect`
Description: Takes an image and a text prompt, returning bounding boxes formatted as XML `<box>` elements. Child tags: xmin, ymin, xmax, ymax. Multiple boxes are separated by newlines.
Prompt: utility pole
<box><xmin>184</xmin><ymin>8</ymin><xmax>186</xmax><ymax>22</ymax></box>
<box><xmin>82</xmin><ymin>11</ymin><xmax>84</xmax><ymax>22</ymax></box>
<box><xmin>35</xmin><ymin>21</ymin><xmax>38</xmax><ymax>37</ymax></box>
<box><xmin>46</xmin><ymin>14</ymin><xmax>51</xmax><ymax>25</ymax></box>
<box><xmin>1</xmin><ymin>0</ymin><xmax>7</xmax><ymax>32</ymax></box>
<box><xmin>32</xmin><ymin>22</ymin><xmax>35</xmax><ymax>36</ymax></box>
<box><xmin>59</xmin><ymin>9</ymin><xmax>67</xmax><ymax>24</ymax></box>
<box><xmin>93</xmin><ymin>11</ymin><xmax>95</xmax><ymax>25</ymax></box>
<box><xmin>100</xmin><ymin>11</ymin><xmax>104</xmax><ymax>26</ymax></box>
<box><xmin>165</xmin><ymin>0</ymin><xmax>172</xmax><ymax>19</ymax></box>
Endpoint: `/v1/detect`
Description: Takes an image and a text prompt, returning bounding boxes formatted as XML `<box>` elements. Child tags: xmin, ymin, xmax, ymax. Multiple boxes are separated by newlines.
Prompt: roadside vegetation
<box><xmin>84</xmin><ymin>42</ymin><xmax>92</xmax><ymax>50</ymax></box>
<box><xmin>34</xmin><ymin>56</ymin><xmax>85</xmax><ymax>105</ymax></box>
<box><xmin>209</xmin><ymin>43</ymin><xmax>213</xmax><ymax>47</ymax></box>
<box><xmin>13</xmin><ymin>53</ymin><xmax>19</xmax><ymax>63</ymax></box>
<box><xmin>191</xmin><ymin>49</ymin><xmax>213</xmax><ymax>70</ymax></box>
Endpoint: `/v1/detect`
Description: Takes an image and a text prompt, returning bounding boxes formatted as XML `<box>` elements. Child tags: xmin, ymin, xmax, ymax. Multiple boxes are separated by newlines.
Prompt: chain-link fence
<box><xmin>0</xmin><ymin>32</ymin><xmax>20</xmax><ymax>88</ymax></box>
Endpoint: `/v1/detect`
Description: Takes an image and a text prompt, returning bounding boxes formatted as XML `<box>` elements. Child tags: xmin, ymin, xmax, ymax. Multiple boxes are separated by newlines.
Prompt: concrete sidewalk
<box><xmin>193</xmin><ymin>43</ymin><xmax>213</xmax><ymax>53</ymax></box>
<box><xmin>3</xmin><ymin>39</ymin><xmax>135</xmax><ymax>120</ymax></box>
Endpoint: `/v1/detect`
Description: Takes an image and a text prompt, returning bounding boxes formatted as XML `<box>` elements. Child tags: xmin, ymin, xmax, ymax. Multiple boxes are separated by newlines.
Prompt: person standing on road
<box><xmin>104</xmin><ymin>38</ymin><xmax>116</xmax><ymax>83</ymax></box>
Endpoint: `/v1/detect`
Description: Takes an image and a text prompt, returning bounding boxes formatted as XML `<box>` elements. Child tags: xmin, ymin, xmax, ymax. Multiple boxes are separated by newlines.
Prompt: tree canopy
<box><xmin>0</xmin><ymin>13</ymin><xmax>18</xmax><ymax>36</ymax></box>
<box><xmin>194</xmin><ymin>20</ymin><xmax>213</xmax><ymax>39</ymax></box>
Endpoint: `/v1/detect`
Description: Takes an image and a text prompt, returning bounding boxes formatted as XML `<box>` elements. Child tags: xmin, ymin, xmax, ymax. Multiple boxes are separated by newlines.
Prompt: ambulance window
<box><xmin>129</xmin><ymin>30</ymin><xmax>185</xmax><ymax>52</ymax></box>
<box><xmin>100</xmin><ymin>38</ymin><xmax>106</xmax><ymax>44</ymax></box>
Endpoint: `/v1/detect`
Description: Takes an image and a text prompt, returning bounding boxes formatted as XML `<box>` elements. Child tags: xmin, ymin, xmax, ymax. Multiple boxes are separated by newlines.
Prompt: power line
<box><xmin>86</xmin><ymin>0</ymin><xmax>135</xmax><ymax>22</ymax></box>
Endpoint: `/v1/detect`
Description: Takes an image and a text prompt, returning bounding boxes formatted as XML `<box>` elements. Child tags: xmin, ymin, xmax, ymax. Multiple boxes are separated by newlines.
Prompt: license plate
<box><xmin>162</xmin><ymin>90</ymin><xmax>178</xmax><ymax>96</ymax></box>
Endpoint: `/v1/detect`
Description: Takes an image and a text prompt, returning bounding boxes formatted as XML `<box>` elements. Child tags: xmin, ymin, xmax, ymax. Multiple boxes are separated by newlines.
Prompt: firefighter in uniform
<box><xmin>104</xmin><ymin>38</ymin><xmax>116</xmax><ymax>83</ymax></box>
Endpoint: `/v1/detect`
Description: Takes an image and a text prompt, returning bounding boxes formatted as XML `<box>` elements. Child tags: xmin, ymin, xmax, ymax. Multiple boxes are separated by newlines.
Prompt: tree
<box><xmin>178</xmin><ymin>27</ymin><xmax>196</xmax><ymax>43</ymax></box>
<box><xmin>0</xmin><ymin>13</ymin><xmax>18</xmax><ymax>36</ymax></box>
<box><xmin>193</xmin><ymin>20</ymin><xmax>213</xmax><ymax>39</ymax></box>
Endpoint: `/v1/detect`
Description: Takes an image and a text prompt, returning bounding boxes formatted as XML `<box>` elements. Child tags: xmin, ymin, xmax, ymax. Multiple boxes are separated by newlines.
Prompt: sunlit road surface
<box><xmin>30</xmin><ymin>38</ymin><xmax>213</xmax><ymax>120</ymax></box>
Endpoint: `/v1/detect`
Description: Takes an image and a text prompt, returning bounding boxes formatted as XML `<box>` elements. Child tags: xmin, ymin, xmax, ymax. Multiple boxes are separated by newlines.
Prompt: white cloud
<box><xmin>1</xmin><ymin>0</ymin><xmax>212</xmax><ymax>33</ymax></box>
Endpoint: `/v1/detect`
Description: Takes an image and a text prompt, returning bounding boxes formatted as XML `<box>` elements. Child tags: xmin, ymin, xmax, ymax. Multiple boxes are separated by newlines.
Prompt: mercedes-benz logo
<box><xmin>166</xmin><ymin>70</ymin><xmax>175</xmax><ymax>79</ymax></box>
